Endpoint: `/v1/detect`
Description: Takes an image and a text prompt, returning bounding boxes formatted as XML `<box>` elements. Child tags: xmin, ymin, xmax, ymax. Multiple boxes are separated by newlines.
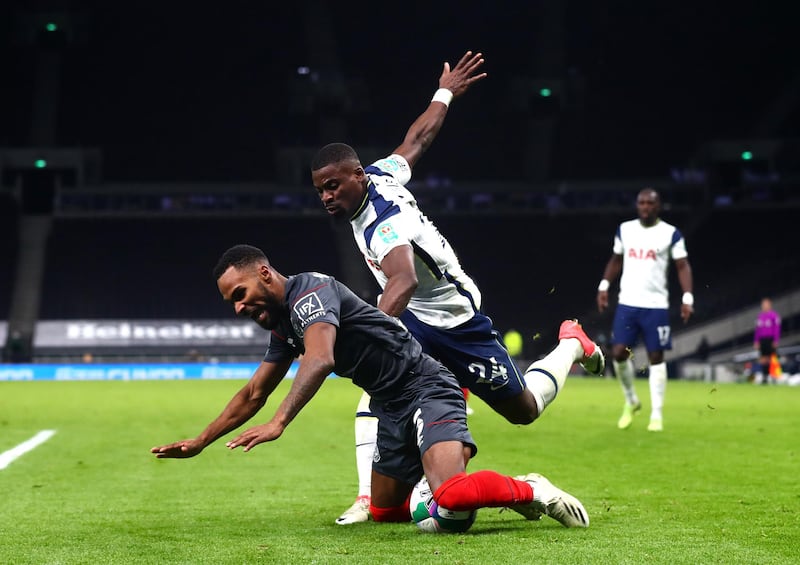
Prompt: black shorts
<box><xmin>370</xmin><ymin>365</ymin><xmax>477</xmax><ymax>486</ymax></box>
<box><xmin>758</xmin><ymin>338</ymin><xmax>776</xmax><ymax>357</ymax></box>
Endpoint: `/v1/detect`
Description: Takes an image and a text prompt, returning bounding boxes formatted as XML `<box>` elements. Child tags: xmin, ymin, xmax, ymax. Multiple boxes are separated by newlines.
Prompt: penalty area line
<box><xmin>0</xmin><ymin>430</ymin><xmax>57</xmax><ymax>470</ymax></box>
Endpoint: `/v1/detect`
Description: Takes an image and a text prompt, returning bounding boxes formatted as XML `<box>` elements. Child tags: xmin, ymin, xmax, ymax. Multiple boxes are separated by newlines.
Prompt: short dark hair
<box><xmin>311</xmin><ymin>143</ymin><xmax>360</xmax><ymax>171</ymax></box>
<box><xmin>212</xmin><ymin>244</ymin><xmax>267</xmax><ymax>280</ymax></box>
<box><xmin>639</xmin><ymin>187</ymin><xmax>661</xmax><ymax>202</ymax></box>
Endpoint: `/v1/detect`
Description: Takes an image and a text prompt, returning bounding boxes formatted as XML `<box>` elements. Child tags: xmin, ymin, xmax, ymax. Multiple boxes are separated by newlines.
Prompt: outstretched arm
<box><xmin>226</xmin><ymin>322</ymin><xmax>337</xmax><ymax>452</ymax></box>
<box><xmin>392</xmin><ymin>50</ymin><xmax>486</xmax><ymax>169</ymax></box>
<box><xmin>150</xmin><ymin>359</ymin><xmax>291</xmax><ymax>458</ymax></box>
<box><xmin>597</xmin><ymin>254</ymin><xmax>623</xmax><ymax>312</ymax></box>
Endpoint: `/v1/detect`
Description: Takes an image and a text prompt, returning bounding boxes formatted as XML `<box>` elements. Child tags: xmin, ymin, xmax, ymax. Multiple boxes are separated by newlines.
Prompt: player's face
<box><xmin>217</xmin><ymin>265</ymin><xmax>284</xmax><ymax>330</ymax></box>
<box><xmin>636</xmin><ymin>191</ymin><xmax>661</xmax><ymax>226</ymax></box>
<box><xmin>312</xmin><ymin>160</ymin><xmax>366</xmax><ymax>219</ymax></box>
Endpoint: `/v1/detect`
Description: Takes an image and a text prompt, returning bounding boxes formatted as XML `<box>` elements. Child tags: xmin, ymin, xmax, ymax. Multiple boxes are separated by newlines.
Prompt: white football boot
<box><xmin>335</xmin><ymin>496</ymin><xmax>371</xmax><ymax>525</ymax></box>
<box><xmin>510</xmin><ymin>473</ymin><xmax>590</xmax><ymax>528</ymax></box>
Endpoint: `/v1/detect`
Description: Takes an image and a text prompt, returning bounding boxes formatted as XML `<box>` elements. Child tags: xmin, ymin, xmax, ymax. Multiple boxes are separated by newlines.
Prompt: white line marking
<box><xmin>0</xmin><ymin>430</ymin><xmax>57</xmax><ymax>470</ymax></box>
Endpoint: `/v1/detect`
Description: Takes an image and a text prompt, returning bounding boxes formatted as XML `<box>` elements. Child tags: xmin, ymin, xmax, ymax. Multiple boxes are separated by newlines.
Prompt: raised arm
<box><xmin>150</xmin><ymin>359</ymin><xmax>292</xmax><ymax>458</ymax></box>
<box><xmin>225</xmin><ymin>322</ymin><xmax>337</xmax><ymax>452</ymax></box>
<box><xmin>391</xmin><ymin>50</ymin><xmax>486</xmax><ymax>169</ymax></box>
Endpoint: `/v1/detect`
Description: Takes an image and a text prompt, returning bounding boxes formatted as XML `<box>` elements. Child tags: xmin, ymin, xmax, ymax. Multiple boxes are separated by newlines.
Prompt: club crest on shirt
<box><xmin>293</xmin><ymin>292</ymin><xmax>325</xmax><ymax>331</ymax></box>
<box><xmin>377</xmin><ymin>222</ymin><xmax>398</xmax><ymax>244</ymax></box>
<box><xmin>373</xmin><ymin>156</ymin><xmax>408</xmax><ymax>176</ymax></box>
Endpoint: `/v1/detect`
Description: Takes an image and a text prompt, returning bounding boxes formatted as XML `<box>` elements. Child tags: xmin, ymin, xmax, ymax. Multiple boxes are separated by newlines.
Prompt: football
<box><xmin>409</xmin><ymin>476</ymin><xmax>477</xmax><ymax>533</ymax></box>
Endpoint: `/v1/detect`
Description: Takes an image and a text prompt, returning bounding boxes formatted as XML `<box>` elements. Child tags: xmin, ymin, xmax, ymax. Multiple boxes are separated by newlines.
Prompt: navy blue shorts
<box><xmin>399</xmin><ymin>310</ymin><xmax>525</xmax><ymax>404</ymax></box>
<box><xmin>612</xmin><ymin>304</ymin><xmax>672</xmax><ymax>352</ymax></box>
<box><xmin>370</xmin><ymin>366</ymin><xmax>477</xmax><ymax>485</ymax></box>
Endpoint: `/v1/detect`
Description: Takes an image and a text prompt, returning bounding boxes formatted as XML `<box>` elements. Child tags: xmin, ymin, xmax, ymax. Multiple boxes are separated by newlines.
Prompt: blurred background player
<box><xmin>596</xmin><ymin>188</ymin><xmax>694</xmax><ymax>432</ymax></box>
<box><xmin>753</xmin><ymin>297</ymin><xmax>781</xmax><ymax>384</ymax></box>
<box><xmin>311</xmin><ymin>51</ymin><xmax>604</xmax><ymax>524</ymax></box>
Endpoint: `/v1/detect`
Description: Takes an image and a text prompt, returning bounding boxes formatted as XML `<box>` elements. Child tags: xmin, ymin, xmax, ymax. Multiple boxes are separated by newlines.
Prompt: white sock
<box><xmin>524</xmin><ymin>338</ymin><xmax>582</xmax><ymax>413</ymax></box>
<box><xmin>648</xmin><ymin>362</ymin><xmax>667</xmax><ymax>421</ymax></box>
<box><xmin>354</xmin><ymin>391</ymin><xmax>377</xmax><ymax>499</ymax></box>
<box><xmin>614</xmin><ymin>359</ymin><xmax>639</xmax><ymax>406</ymax></box>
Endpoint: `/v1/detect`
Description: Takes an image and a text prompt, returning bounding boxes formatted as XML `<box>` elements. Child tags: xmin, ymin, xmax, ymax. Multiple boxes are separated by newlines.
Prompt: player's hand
<box><xmin>151</xmin><ymin>438</ymin><xmax>204</xmax><ymax>459</ymax></box>
<box><xmin>680</xmin><ymin>303</ymin><xmax>693</xmax><ymax>323</ymax></box>
<box><xmin>226</xmin><ymin>421</ymin><xmax>284</xmax><ymax>452</ymax></box>
<box><xmin>438</xmin><ymin>51</ymin><xmax>487</xmax><ymax>98</ymax></box>
<box><xmin>597</xmin><ymin>290</ymin><xmax>609</xmax><ymax>312</ymax></box>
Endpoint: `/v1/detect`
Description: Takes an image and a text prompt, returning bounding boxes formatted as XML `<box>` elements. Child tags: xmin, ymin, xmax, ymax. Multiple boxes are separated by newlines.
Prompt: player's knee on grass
<box><xmin>370</xmin><ymin>502</ymin><xmax>411</xmax><ymax>522</ymax></box>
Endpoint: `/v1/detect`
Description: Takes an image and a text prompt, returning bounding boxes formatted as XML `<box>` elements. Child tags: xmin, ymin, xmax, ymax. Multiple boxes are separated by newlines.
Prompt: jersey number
<box><xmin>468</xmin><ymin>357</ymin><xmax>509</xmax><ymax>391</ymax></box>
<box><xmin>413</xmin><ymin>408</ymin><xmax>424</xmax><ymax>448</ymax></box>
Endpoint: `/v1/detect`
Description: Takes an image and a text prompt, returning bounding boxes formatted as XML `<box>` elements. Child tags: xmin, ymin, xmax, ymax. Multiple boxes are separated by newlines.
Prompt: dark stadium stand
<box><xmin>433</xmin><ymin>206</ymin><xmax>798</xmax><ymax>359</ymax></box>
<box><xmin>26</xmin><ymin>204</ymin><xmax>796</xmax><ymax>362</ymax></box>
<box><xmin>689</xmin><ymin>207</ymin><xmax>800</xmax><ymax>320</ymax></box>
<box><xmin>0</xmin><ymin>194</ymin><xmax>20</xmax><ymax>319</ymax></box>
<box><xmin>38</xmin><ymin>215</ymin><xmax>340</xmax><ymax>320</ymax></box>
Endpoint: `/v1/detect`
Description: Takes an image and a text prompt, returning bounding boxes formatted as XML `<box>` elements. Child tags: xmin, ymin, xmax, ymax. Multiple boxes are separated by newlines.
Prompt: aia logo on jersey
<box><xmin>628</xmin><ymin>248</ymin><xmax>657</xmax><ymax>260</ymax></box>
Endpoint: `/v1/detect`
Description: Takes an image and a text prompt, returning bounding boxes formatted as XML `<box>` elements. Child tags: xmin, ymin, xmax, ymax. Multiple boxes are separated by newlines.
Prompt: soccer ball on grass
<box><xmin>409</xmin><ymin>476</ymin><xmax>477</xmax><ymax>533</ymax></box>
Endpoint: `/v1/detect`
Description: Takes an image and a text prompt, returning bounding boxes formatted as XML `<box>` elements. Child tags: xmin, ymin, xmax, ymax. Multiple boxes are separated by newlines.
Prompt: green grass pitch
<box><xmin>1</xmin><ymin>377</ymin><xmax>798</xmax><ymax>564</ymax></box>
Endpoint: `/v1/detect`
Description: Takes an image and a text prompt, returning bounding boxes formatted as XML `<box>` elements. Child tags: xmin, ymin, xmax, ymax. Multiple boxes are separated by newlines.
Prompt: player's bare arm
<box><xmin>597</xmin><ymin>254</ymin><xmax>623</xmax><ymax>312</ymax></box>
<box><xmin>392</xmin><ymin>50</ymin><xmax>486</xmax><ymax>168</ymax></box>
<box><xmin>675</xmin><ymin>257</ymin><xmax>694</xmax><ymax>323</ymax></box>
<box><xmin>376</xmin><ymin>245</ymin><xmax>418</xmax><ymax>318</ymax></box>
<box><xmin>151</xmin><ymin>360</ymin><xmax>289</xmax><ymax>458</ymax></box>
<box><xmin>227</xmin><ymin>323</ymin><xmax>337</xmax><ymax>452</ymax></box>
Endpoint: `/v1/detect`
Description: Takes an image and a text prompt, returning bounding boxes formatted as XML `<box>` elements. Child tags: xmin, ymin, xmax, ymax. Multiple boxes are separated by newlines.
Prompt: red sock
<box><xmin>434</xmin><ymin>471</ymin><xmax>534</xmax><ymax>511</ymax></box>
<box><xmin>370</xmin><ymin>492</ymin><xmax>412</xmax><ymax>523</ymax></box>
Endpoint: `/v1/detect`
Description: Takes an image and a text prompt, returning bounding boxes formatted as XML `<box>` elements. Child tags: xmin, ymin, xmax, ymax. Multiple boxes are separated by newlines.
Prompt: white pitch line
<box><xmin>0</xmin><ymin>430</ymin><xmax>57</xmax><ymax>470</ymax></box>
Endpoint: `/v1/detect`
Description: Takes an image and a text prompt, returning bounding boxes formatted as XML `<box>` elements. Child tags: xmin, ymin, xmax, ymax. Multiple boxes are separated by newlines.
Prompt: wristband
<box><xmin>682</xmin><ymin>292</ymin><xmax>694</xmax><ymax>306</ymax></box>
<box><xmin>431</xmin><ymin>88</ymin><xmax>453</xmax><ymax>107</ymax></box>
<box><xmin>597</xmin><ymin>279</ymin><xmax>610</xmax><ymax>292</ymax></box>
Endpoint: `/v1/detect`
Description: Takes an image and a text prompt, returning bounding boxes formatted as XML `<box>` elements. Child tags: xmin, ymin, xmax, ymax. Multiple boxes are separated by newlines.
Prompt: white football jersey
<box><xmin>613</xmin><ymin>218</ymin><xmax>688</xmax><ymax>309</ymax></box>
<box><xmin>349</xmin><ymin>154</ymin><xmax>481</xmax><ymax>328</ymax></box>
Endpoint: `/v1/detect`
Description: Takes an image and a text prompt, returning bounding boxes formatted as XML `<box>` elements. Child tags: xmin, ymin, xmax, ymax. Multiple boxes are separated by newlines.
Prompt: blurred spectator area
<box><xmin>25</xmin><ymin>204</ymin><xmax>799</xmax><ymax>360</ymax></box>
<box><xmin>38</xmin><ymin>215</ymin><xmax>339</xmax><ymax>319</ymax></box>
<box><xmin>0</xmin><ymin>193</ymin><xmax>21</xmax><ymax>319</ymax></box>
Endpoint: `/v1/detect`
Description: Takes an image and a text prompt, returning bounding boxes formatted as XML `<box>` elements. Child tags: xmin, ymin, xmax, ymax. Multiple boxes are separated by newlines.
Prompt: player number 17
<box><xmin>657</xmin><ymin>325</ymin><xmax>670</xmax><ymax>347</ymax></box>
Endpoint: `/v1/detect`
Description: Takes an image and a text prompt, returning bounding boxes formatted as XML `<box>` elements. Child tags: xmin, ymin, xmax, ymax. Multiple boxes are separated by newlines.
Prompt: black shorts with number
<box><xmin>370</xmin><ymin>359</ymin><xmax>477</xmax><ymax>486</ymax></box>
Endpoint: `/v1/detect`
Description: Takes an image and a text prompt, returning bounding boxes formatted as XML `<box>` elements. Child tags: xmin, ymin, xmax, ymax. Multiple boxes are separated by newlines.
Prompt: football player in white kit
<box><xmin>310</xmin><ymin>51</ymin><xmax>605</xmax><ymax>524</ymax></box>
<box><xmin>596</xmin><ymin>188</ymin><xmax>694</xmax><ymax>432</ymax></box>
